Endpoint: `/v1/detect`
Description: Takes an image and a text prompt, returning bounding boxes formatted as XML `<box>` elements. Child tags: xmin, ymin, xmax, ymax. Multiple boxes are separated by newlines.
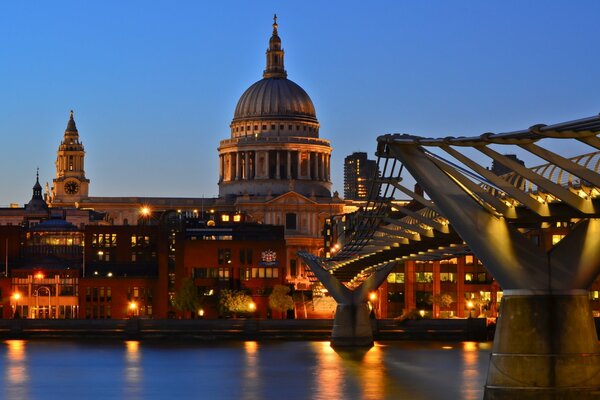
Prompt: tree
<box><xmin>429</xmin><ymin>293</ymin><xmax>454</xmax><ymax>308</ymax></box>
<box><xmin>429</xmin><ymin>293</ymin><xmax>454</xmax><ymax>318</ymax></box>
<box><xmin>219</xmin><ymin>289</ymin><xmax>253</xmax><ymax>317</ymax></box>
<box><xmin>268</xmin><ymin>285</ymin><xmax>294</xmax><ymax>318</ymax></box>
<box><xmin>173</xmin><ymin>277</ymin><xmax>201</xmax><ymax>318</ymax></box>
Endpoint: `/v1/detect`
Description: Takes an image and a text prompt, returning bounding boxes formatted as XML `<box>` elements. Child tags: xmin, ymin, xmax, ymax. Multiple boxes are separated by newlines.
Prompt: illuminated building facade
<box><xmin>343</xmin><ymin>152</ymin><xmax>379</xmax><ymax>200</ymax></box>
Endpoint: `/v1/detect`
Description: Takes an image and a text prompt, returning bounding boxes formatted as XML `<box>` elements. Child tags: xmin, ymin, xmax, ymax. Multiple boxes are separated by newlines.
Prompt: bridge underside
<box><xmin>301</xmin><ymin>114</ymin><xmax>600</xmax><ymax>396</ymax></box>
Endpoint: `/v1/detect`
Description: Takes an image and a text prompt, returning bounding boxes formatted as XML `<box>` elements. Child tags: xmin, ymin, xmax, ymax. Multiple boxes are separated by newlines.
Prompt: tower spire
<box><xmin>263</xmin><ymin>14</ymin><xmax>287</xmax><ymax>79</ymax></box>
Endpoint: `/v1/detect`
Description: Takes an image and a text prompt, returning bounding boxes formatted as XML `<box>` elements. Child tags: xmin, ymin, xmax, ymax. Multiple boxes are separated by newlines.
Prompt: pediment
<box><xmin>265</xmin><ymin>191</ymin><xmax>317</xmax><ymax>205</ymax></box>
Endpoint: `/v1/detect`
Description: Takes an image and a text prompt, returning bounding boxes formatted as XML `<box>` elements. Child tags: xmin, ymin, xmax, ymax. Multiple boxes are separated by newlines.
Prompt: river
<box><xmin>0</xmin><ymin>339</ymin><xmax>492</xmax><ymax>400</ymax></box>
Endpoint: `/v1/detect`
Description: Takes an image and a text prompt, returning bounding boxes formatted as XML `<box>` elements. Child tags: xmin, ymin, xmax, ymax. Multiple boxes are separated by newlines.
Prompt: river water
<box><xmin>0</xmin><ymin>339</ymin><xmax>492</xmax><ymax>400</ymax></box>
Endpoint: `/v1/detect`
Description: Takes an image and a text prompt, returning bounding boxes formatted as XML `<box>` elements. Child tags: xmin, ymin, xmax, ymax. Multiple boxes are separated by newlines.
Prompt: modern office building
<box><xmin>343</xmin><ymin>152</ymin><xmax>379</xmax><ymax>200</ymax></box>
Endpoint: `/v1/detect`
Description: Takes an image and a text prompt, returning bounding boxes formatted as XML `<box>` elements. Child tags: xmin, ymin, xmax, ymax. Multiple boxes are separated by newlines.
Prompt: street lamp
<box><xmin>129</xmin><ymin>301</ymin><xmax>138</xmax><ymax>318</ymax></box>
<box><xmin>12</xmin><ymin>292</ymin><xmax>21</xmax><ymax>319</ymax></box>
<box><xmin>467</xmin><ymin>300</ymin><xmax>474</xmax><ymax>318</ymax></box>
<box><xmin>369</xmin><ymin>291</ymin><xmax>378</xmax><ymax>318</ymax></box>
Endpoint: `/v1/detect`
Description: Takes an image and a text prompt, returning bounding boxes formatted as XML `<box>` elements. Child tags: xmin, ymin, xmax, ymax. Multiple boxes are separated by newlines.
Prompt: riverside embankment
<box><xmin>0</xmin><ymin>318</ymin><xmax>490</xmax><ymax>341</ymax></box>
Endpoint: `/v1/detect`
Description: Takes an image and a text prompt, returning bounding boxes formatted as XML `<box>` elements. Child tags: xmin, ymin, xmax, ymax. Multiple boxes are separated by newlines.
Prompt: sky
<box><xmin>0</xmin><ymin>1</ymin><xmax>599</xmax><ymax>206</ymax></box>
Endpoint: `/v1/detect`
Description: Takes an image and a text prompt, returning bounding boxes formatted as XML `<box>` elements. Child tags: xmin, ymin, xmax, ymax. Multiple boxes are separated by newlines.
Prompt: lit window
<box><xmin>552</xmin><ymin>234</ymin><xmax>565</xmax><ymax>245</ymax></box>
<box><xmin>221</xmin><ymin>214</ymin><xmax>230</xmax><ymax>222</ymax></box>
<box><xmin>233</xmin><ymin>214</ymin><xmax>241</xmax><ymax>222</ymax></box>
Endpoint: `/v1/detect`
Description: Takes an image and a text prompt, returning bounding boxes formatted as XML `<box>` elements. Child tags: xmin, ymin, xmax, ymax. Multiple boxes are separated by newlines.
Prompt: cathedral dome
<box><xmin>233</xmin><ymin>78</ymin><xmax>317</xmax><ymax>123</ymax></box>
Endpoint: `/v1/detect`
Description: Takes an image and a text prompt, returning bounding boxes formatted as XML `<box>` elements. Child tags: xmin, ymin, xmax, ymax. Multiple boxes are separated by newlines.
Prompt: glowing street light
<box><xmin>12</xmin><ymin>292</ymin><xmax>21</xmax><ymax>319</ymax></box>
<box><xmin>467</xmin><ymin>300</ymin><xmax>475</xmax><ymax>318</ymax></box>
<box><xmin>369</xmin><ymin>292</ymin><xmax>377</xmax><ymax>302</ymax></box>
<box><xmin>129</xmin><ymin>301</ymin><xmax>138</xmax><ymax>318</ymax></box>
<box><xmin>198</xmin><ymin>309</ymin><xmax>204</xmax><ymax>318</ymax></box>
<box><xmin>248</xmin><ymin>302</ymin><xmax>256</xmax><ymax>312</ymax></box>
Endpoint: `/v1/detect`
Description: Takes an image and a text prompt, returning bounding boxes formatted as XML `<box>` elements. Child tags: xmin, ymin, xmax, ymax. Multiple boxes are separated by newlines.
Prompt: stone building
<box><xmin>40</xmin><ymin>16</ymin><xmax>344</xmax><ymax>289</ymax></box>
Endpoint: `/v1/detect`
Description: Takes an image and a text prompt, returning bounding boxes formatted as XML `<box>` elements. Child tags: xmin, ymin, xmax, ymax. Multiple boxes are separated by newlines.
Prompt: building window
<box><xmin>131</xmin><ymin>235</ymin><xmax>156</xmax><ymax>262</ymax></box>
<box><xmin>415</xmin><ymin>272</ymin><xmax>433</xmax><ymax>283</ymax></box>
<box><xmin>193</xmin><ymin>268</ymin><xmax>219</xmax><ymax>279</ymax></box>
<box><xmin>387</xmin><ymin>272</ymin><xmax>405</xmax><ymax>283</ymax></box>
<box><xmin>440</xmin><ymin>272</ymin><xmax>456</xmax><ymax>283</ymax></box>
<box><xmin>250</xmin><ymin>267</ymin><xmax>279</xmax><ymax>279</ymax></box>
<box><xmin>552</xmin><ymin>234</ymin><xmax>566</xmax><ymax>245</ymax></box>
<box><xmin>218</xmin><ymin>267</ymin><xmax>230</xmax><ymax>281</ymax></box>
<box><xmin>218</xmin><ymin>249</ymin><xmax>232</xmax><ymax>265</ymax></box>
<box><xmin>91</xmin><ymin>233</ymin><xmax>117</xmax><ymax>262</ymax></box>
<box><xmin>240</xmin><ymin>249</ymin><xmax>252</xmax><ymax>265</ymax></box>
<box><xmin>285</xmin><ymin>213</ymin><xmax>297</xmax><ymax>230</ymax></box>
<box><xmin>271</xmin><ymin>124</ymin><xmax>276</xmax><ymax>130</ymax></box>
<box><xmin>290</xmin><ymin>259</ymin><xmax>297</xmax><ymax>276</ymax></box>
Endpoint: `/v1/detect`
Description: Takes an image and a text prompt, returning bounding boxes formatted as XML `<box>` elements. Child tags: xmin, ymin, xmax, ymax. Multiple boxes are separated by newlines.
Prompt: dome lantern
<box><xmin>264</xmin><ymin>14</ymin><xmax>286</xmax><ymax>79</ymax></box>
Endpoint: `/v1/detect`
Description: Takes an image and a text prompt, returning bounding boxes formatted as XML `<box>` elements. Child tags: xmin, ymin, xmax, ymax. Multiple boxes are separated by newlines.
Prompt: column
<box><xmin>276</xmin><ymin>151</ymin><xmax>281</xmax><ymax>179</ymax></box>
<box><xmin>307</xmin><ymin>152</ymin><xmax>311</xmax><ymax>180</ymax></box>
<box><xmin>297</xmin><ymin>152</ymin><xmax>302</xmax><ymax>179</ymax></box>
<box><xmin>218</xmin><ymin>155</ymin><xmax>223</xmax><ymax>181</ymax></box>
<box><xmin>235</xmin><ymin>152</ymin><xmax>241</xmax><ymax>180</ymax></box>
<box><xmin>265</xmin><ymin>151</ymin><xmax>270</xmax><ymax>178</ymax></box>
<box><xmin>287</xmin><ymin>151</ymin><xmax>292</xmax><ymax>179</ymax></box>
<box><xmin>313</xmin><ymin>152</ymin><xmax>319</xmax><ymax>180</ymax></box>
<box><xmin>244</xmin><ymin>152</ymin><xmax>250</xmax><ymax>180</ymax></box>
<box><xmin>320</xmin><ymin>153</ymin><xmax>325</xmax><ymax>181</ymax></box>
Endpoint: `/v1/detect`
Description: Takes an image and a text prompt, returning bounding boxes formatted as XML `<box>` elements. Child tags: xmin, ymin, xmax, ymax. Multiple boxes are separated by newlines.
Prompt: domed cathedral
<box><xmin>219</xmin><ymin>15</ymin><xmax>332</xmax><ymax>198</ymax></box>
<box><xmin>50</xmin><ymin>111</ymin><xmax>90</xmax><ymax>207</ymax></box>
<box><xmin>220</xmin><ymin>15</ymin><xmax>344</xmax><ymax>287</ymax></box>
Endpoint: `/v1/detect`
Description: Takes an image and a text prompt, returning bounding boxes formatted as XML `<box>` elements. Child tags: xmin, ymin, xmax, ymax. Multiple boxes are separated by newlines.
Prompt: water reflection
<box><xmin>242</xmin><ymin>341</ymin><xmax>260</xmax><ymax>400</ymax></box>
<box><xmin>361</xmin><ymin>345</ymin><xmax>384</xmax><ymax>399</ymax></box>
<box><xmin>461</xmin><ymin>341</ymin><xmax>481</xmax><ymax>400</ymax></box>
<box><xmin>5</xmin><ymin>340</ymin><xmax>29</xmax><ymax>400</ymax></box>
<box><xmin>124</xmin><ymin>340</ymin><xmax>142</xmax><ymax>399</ymax></box>
<box><xmin>0</xmin><ymin>339</ymin><xmax>490</xmax><ymax>400</ymax></box>
<box><xmin>313</xmin><ymin>341</ymin><xmax>343</xmax><ymax>400</ymax></box>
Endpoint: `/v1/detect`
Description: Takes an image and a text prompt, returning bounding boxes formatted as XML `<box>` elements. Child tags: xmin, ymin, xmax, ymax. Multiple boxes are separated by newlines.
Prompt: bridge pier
<box><xmin>299</xmin><ymin>253</ymin><xmax>393</xmax><ymax>347</ymax></box>
<box><xmin>485</xmin><ymin>292</ymin><xmax>600</xmax><ymax>399</ymax></box>
<box><xmin>331</xmin><ymin>303</ymin><xmax>373</xmax><ymax>347</ymax></box>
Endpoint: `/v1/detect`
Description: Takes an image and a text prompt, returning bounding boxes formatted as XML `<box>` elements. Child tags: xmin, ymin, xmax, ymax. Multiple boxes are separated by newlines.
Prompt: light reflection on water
<box><xmin>0</xmin><ymin>339</ymin><xmax>491</xmax><ymax>400</ymax></box>
<box><xmin>5</xmin><ymin>340</ymin><xmax>29</xmax><ymax>400</ymax></box>
<box><xmin>124</xmin><ymin>340</ymin><xmax>142</xmax><ymax>399</ymax></box>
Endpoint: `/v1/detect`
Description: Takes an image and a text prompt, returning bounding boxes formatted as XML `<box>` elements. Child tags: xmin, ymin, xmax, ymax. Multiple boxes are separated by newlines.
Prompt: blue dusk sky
<box><xmin>0</xmin><ymin>1</ymin><xmax>599</xmax><ymax>206</ymax></box>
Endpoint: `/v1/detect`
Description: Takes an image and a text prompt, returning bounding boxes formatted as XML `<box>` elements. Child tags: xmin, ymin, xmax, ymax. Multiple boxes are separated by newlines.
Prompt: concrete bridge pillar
<box><xmin>485</xmin><ymin>292</ymin><xmax>600</xmax><ymax>399</ymax></box>
<box><xmin>300</xmin><ymin>253</ymin><xmax>393</xmax><ymax>347</ymax></box>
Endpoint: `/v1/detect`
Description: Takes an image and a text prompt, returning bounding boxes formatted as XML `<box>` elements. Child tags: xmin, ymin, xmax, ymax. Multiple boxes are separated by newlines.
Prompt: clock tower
<box><xmin>51</xmin><ymin>110</ymin><xmax>90</xmax><ymax>206</ymax></box>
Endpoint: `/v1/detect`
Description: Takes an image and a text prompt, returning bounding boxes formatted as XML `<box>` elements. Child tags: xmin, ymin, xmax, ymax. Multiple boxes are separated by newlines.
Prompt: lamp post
<box><xmin>369</xmin><ymin>291</ymin><xmax>378</xmax><ymax>318</ymax></box>
<box><xmin>129</xmin><ymin>301</ymin><xmax>138</xmax><ymax>318</ymax></box>
<box><xmin>12</xmin><ymin>292</ymin><xmax>21</xmax><ymax>319</ymax></box>
<box><xmin>248</xmin><ymin>301</ymin><xmax>256</xmax><ymax>318</ymax></box>
<box><xmin>467</xmin><ymin>300</ymin><xmax>474</xmax><ymax>319</ymax></box>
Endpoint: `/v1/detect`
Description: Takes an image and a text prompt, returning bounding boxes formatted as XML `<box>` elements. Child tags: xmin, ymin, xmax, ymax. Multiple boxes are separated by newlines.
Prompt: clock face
<box><xmin>64</xmin><ymin>181</ymin><xmax>80</xmax><ymax>195</ymax></box>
